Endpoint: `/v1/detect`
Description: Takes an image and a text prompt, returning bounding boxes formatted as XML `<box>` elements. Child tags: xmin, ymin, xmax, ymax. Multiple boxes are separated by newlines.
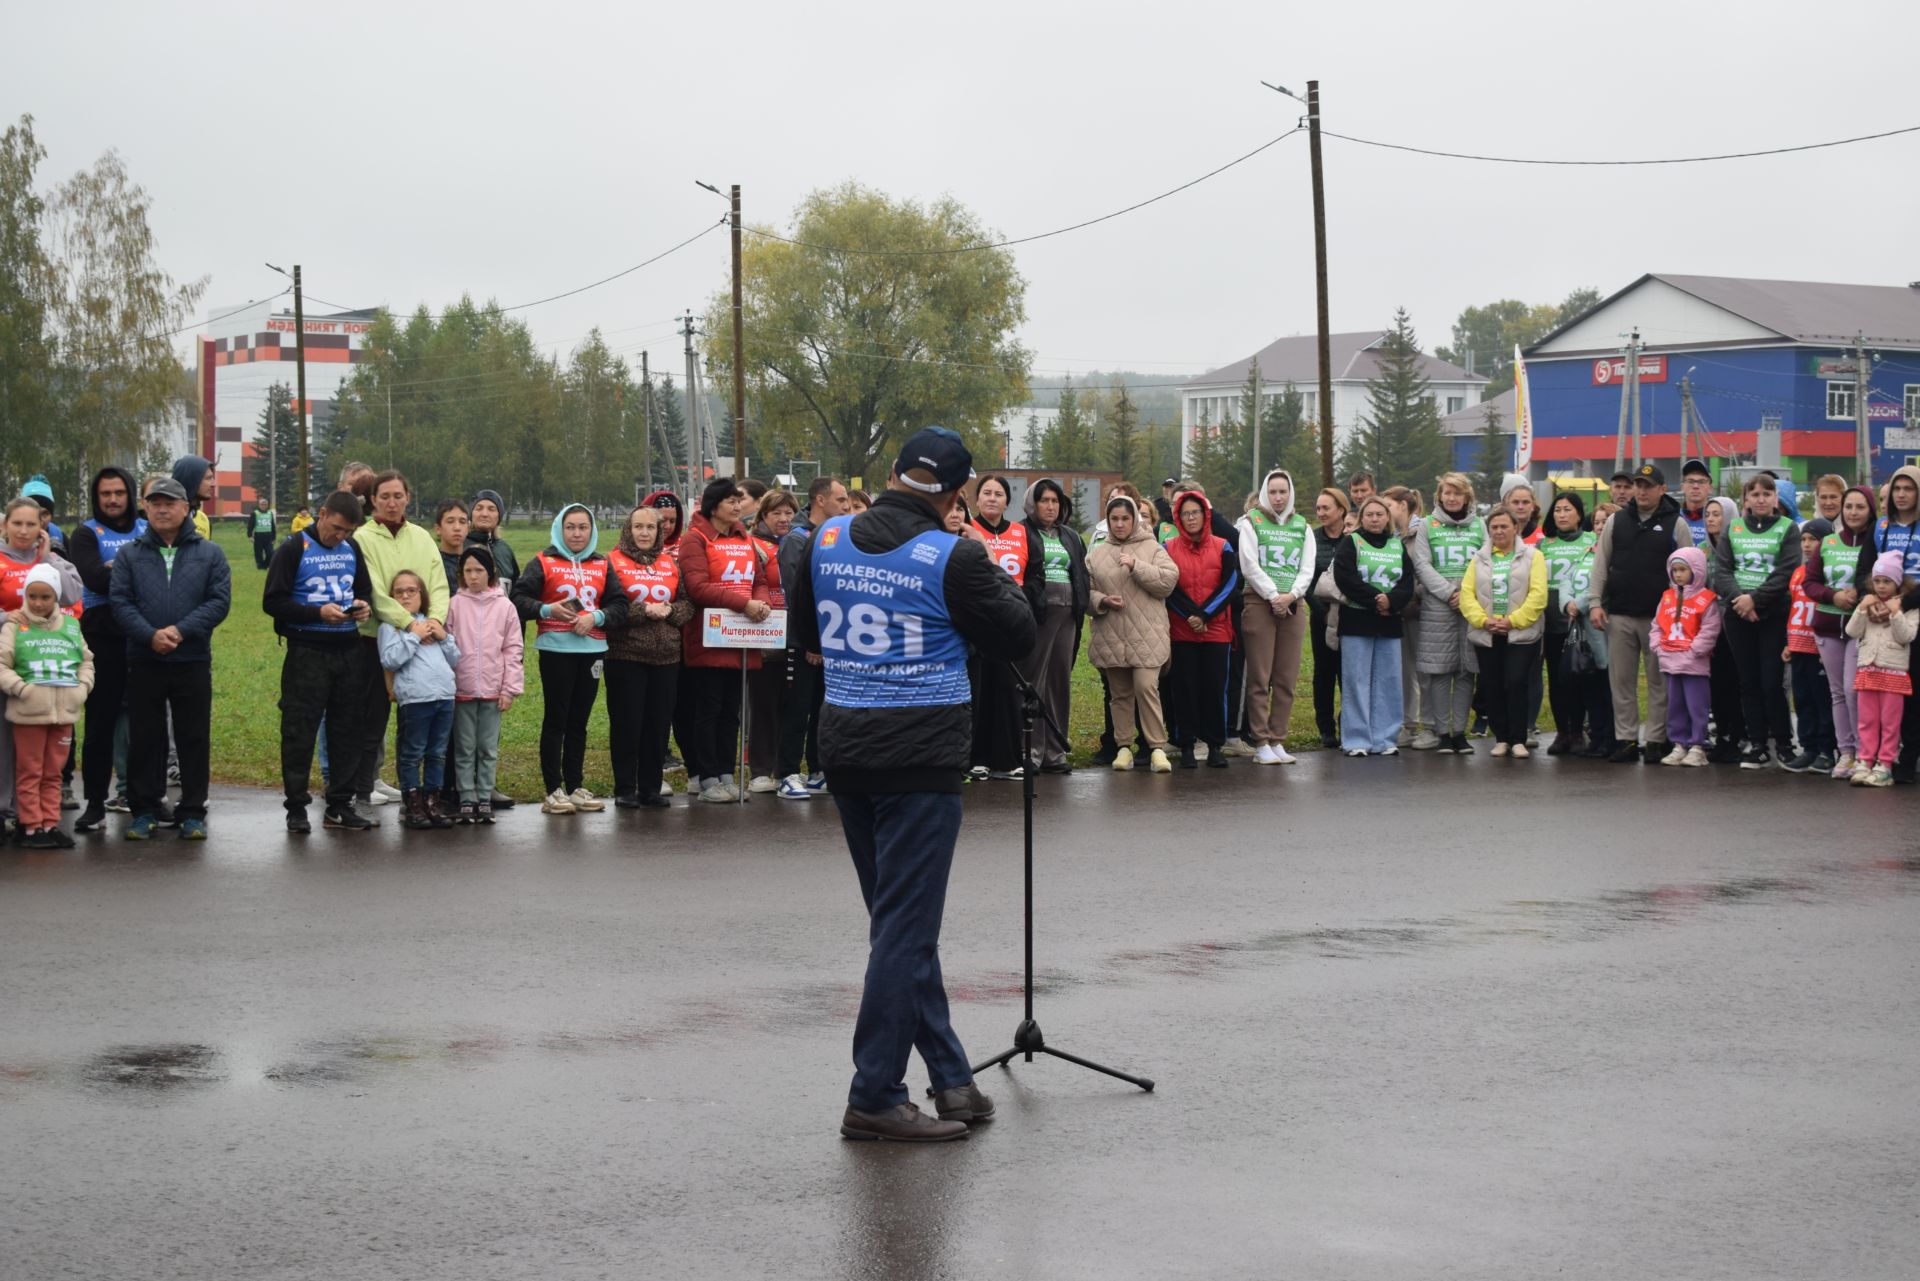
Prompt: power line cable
<box><xmin>1322</xmin><ymin>123</ymin><xmax>1920</xmax><ymax>166</ymax></box>
<box><xmin>744</xmin><ymin>128</ymin><xmax>1302</xmax><ymax>257</ymax></box>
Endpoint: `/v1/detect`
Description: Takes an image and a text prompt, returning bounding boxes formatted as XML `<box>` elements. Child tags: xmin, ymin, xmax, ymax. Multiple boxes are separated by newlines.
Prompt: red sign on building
<box><xmin>1592</xmin><ymin>355</ymin><xmax>1668</xmax><ymax>386</ymax></box>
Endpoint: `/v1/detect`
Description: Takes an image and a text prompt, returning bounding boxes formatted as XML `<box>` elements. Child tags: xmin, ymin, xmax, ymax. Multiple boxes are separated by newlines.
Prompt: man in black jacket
<box><xmin>110</xmin><ymin>476</ymin><xmax>232</xmax><ymax>839</ymax></box>
<box><xmin>1587</xmin><ymin>463</ymin><xmax>1694</xmax><ymax>763</ymax></box>
<box><xmin>786</xmin><ymin>427</ymin><xmax>1036</xmax><ymax>1142</ymax></box>
<box><xmin>67</xmin><ymin>467</ymin><xmax>142</xmax><ymax>831</ymax></box>
<box><xmin>262</xmin><ymin>491</ymin><xmax>377</xmax><ymax>833</ymax></box>
<box><xmin>773</xmin><ymin>475</ymin><xmax>850</xmax><ymax>797</ymax></box>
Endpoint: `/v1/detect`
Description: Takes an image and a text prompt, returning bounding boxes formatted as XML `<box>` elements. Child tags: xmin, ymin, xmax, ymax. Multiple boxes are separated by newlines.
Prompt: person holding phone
<box><xmin>262</xmin><ymin>490</ymin><xmax>377</xmax><ymax>833</ymax></box>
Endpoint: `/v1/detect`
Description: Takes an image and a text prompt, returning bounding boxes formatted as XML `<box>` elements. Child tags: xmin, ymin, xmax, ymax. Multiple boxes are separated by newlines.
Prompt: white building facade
<box><xmin>1180</xmin><ymin>331</ymin><xmax>1485</xmax><ymax>468</ymax></box>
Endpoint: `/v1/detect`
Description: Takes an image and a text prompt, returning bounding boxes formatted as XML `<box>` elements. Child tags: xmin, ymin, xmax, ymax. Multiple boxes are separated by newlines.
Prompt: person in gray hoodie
<box><xmin>1406</xmin><ymin>472</ymin><xmax>1484</xmax><ymax>753</ymax></box>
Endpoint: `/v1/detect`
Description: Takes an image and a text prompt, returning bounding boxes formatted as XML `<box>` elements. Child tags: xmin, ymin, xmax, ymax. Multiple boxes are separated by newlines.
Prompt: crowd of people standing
<box><xmin>4</xmin><ymin>449</ymin><xmax>1920</xmax><ymax>845</ymax></box>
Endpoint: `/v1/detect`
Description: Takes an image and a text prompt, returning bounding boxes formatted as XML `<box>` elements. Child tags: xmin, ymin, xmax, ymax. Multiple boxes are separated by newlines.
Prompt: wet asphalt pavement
<box><xmin>4</xmin><ymin>746</ymin><xmax>1917</xmax><ymax>1280</ymax></box>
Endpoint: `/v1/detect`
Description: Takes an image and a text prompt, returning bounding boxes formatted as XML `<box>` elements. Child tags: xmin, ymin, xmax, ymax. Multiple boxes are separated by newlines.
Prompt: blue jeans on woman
<box><xmin>395</xmin><ymin>699</ymin><xmax>455</xmax><ymax>792</ymax></box>
<box><xmin>1340</xmin><ymin>634</ymin><xmax>1403</xmax><ymax>753</ymax></box>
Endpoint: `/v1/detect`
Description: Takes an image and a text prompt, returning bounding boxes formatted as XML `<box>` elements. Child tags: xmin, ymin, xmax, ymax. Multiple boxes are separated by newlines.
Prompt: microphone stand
<box><xmin>961</xmin><ymin>660</ymin><xmax>1154</xmax><ymax>1092</ymax></box>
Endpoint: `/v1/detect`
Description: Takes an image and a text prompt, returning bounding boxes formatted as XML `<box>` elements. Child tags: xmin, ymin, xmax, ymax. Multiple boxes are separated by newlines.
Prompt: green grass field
<box><xmin>138</xmin><ymin>523</ymin><xmax>1600</xmax><ymax>796</ymax></box>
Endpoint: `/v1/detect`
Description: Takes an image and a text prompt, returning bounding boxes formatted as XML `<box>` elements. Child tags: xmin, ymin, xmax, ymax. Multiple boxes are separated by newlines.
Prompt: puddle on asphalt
<box><xmin>17</xmin><ymin>857</ymin><xmax>1915</xmax><ymax>1100</ymax></box>
<box><xmin>82</xmin><ymin>1043</ymin><xmax>223</xmax><ymax>1090</ymax></box>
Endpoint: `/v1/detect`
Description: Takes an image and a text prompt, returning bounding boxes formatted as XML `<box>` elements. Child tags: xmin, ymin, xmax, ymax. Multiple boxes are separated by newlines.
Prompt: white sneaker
<box><xmin>1396</xmin><ymin>726</ymin><xmax>1416</xmax><ymax>747</ymax></box>
<box><xmin>1253</xmin><ymin>744</ymin><xmax>1280</xmax><ymax>765</ymax></box>
<box><xmin>1490</xmin><ymin>742</ymin><xmax>1510</xmax><ymax>757</ymax></box>
<box><xmin>1512</xmin><ymin>744</ymin><xmax>1530</xmax><ymax>759</ymax></box>
<box><xmin>1221</xmin><ymin>737</ymin><xmax>1256</xmax><ymax>758</ymax></box>
<box><xmin>1409</xmin><ymin>730</ymin><xmax>1442</xmax><ymax>751</ymax></box>
<box><xmin>1831</xmin><ymin>754</ymin><xmax>1857</xmax><ymax>779</ymax></box>
<box><xmin>701</xmin><ymin>779</ymin><xmax>739</xmax><ymax>803</ymax></box>
<box><xmin>748</xmin><ymin>775</ymin><xmax>778</xmax><ymax>794</ymax></box>
<box><xmin>1525</xmin><ymin>733</ymin><xmax>1540</xmax><ymax>749</ymax></box>
<box><xmin>568</xmin><ymin>788</ymin><xmax>605</xmax><ymax>812</ymax></box>
<box><xmin>805</xmin><ymin>772</ymin><xmax>827</xmax><ymax>791</ymax></box>
<box><xmin>1112</xmin><ymin>747</ymin><xmax>1135</xmax><ymax>771</ymax></box>
<box><xmin>372</xmin><ymin>779</ymin><xmax>402</xmax><ymax>803</ymax></box>
<box><xmin>1271</xmin><ymin>745</ymin><xmax>1296</xmax><ymax>764</ymax></box>
<box><xmin>777</xmin><ymin>774</ymin><xmax>812</xmax><ymax>800</ymax></box>
<box><xmin>1148</xmin><ymin>749</ymin><xmax>1172</xmax><ymax>773</ymax></box>
<box><xmin>1682</xmin><ymin>746</ymin><xmax>1709</xmax><ymax>767</ymax></box>
<box><xmin>659</xmin><ymin>780</ymin><xmax>674</xmax><ymax>796</ymax></box>
<box><xmin>1660</xmin><ymin>745</ymin><xmax>1686</xmax><ymax>766</ymax></box>
<box><xmin>541</xmin><ymin>789</ymin><xmax>576</xmax><ymax>814</ymax></box>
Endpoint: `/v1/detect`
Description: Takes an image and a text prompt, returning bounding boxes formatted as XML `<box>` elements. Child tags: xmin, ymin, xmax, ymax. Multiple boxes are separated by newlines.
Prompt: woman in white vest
<box><xmin>1235</xmin><ymin>469</ymin><xmax>1314</xmax><ymax>764</ymax></box>
<box><xmin>1461</xmin><ymin>507</ymin><xmax>1550</xmax><ymax>757</ymax></box>
<box><xmin>1406</xmin><ymin>472</ymin><xmax>1483</xmax><ymax>754</ymax></box>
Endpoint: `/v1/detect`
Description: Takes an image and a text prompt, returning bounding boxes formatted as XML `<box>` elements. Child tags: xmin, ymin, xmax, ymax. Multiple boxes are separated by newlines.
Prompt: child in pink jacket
<box><xmin>1651</xmin><ymin>545</ymin><xmax>1721</xmax><ymax>766</ymax></box>
<box><xmin>445</xmin><ymin>546</ymin><xmax>524</xmax><ymax>823</ymax></box>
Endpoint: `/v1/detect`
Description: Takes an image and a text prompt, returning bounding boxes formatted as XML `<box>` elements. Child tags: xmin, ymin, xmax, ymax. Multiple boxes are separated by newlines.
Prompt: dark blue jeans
<box><xmin>833</xmin><ymin>790</ymin><xmax>972</xmax><ymax>1112</ymax></box>
<box><xmin>395</xmin><ymin>699</ymin><xmax>454</xmax><ymax>792</ymax></box>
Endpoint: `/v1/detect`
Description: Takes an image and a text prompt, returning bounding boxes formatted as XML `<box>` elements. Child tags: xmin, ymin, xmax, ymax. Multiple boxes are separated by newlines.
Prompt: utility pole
<box><xmin>640</xmin><ymin>350</ymin><xmax>652</xmax><ymax>493</ymax></box>
<box><xmin>292</xmin><ymin>265</ymin><xmax>309</xmax><ymax>504</ymax></box>
<box><xmin>1854</xmin><ymin>332</ymin><xmax>1871</xmax><ymax>484</ymax></box>
<box><xmin>1628</xmin><ymin>333</ymin><xmax>1643</xmax><ymax>467</ymax></box>
<box><xmin>1307</xmin><ymin>81</ymin><xmax>1334</xmax><ymax>491</ymax></box>
<box><xmin>729</xmin><ymin>184</ymin><xmax>746</xmax><ymax>481</ymax></box>
<box><xmin>682</xmin><ymin>312</ymin><xmax>700</xmax><ymax>507</ymax></box>
<box><xmin>1612</xmin><ymin>330</ymin><xmax>1640</xmax><ymax>473</ymax></box>
<box><xmin>268</xmin><ymin>386</ymin><xmax>278</xmax><ymax>516</ymax></box>
<box><xmin>1677</xmin><ymin>373</ymin><xmax>1693</xmax><ymax>464</ymax></box>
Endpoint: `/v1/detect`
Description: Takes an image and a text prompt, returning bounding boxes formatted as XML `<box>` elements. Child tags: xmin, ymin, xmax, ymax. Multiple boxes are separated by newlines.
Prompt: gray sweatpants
<box><xmin>1023</xmin><ymin>583</ymin><xmax>1078</xmax><ymax>767</ymax></box>
<box><xmin>1418</xmin><ymin>669</ymin><xmax>1475</xmax><ymax>735</ymax></box>
<box><xmin>1606</xmin><ymin>614</ymin><xmax>1667</xmax><ymax>745</ymax></box>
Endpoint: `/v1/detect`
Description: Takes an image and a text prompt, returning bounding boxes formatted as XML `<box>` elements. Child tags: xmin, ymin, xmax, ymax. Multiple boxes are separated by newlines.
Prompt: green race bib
<box><xmin>1040</xmin><ymin>531</ymin><xmax>1070</xmax><ymax>585</ymax></box>
<box><xmin>1728</xmin><ymin>519</ymin><xmax>1789</xmax><ymax>593</ymax></box>
<box><xmin>11</xmin><ymin>616</ymin><xmax>84</xmax><ymax>687</ymax></box>
<box><xmin>1426</xmin><ymin>519</ymin><xmax>1485</xmax><ymax>581</ymax></box>
<box><xmin>1248</xmin><ymin>510</ymin><xmax>1309</xmax><ymax>580</ymax></box>
<box><xmin>1354</xmin><ymin>538</ymin><xmax>1403</xmax><ymax>593</ymax></box>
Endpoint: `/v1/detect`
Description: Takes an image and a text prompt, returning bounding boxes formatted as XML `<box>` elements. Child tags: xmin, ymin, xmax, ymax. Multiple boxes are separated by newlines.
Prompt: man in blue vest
<box><xmin>262</xmin><ymin>490</ymin><xmax>376</xmax><ymax>833</ymax></box>
<box><xmin>787</xmin><ymin>427</ymin><xmax>1037</xmax><ymax>1142</ymax></box>
<box><xmin>67</xmin><ymin>467</ymin><xmax>144</xmax><ymax>832</ymax></box>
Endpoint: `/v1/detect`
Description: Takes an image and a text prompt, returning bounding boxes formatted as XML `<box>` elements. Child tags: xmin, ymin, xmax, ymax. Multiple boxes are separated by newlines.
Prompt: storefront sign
<box><xmin>1591</xmin><ymin>355</ymin><xmax>1668</xmax><ymax>385</ymax></box>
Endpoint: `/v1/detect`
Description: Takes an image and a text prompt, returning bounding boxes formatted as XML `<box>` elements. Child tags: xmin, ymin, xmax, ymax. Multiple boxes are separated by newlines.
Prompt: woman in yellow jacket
<box><xmin>1461</xmin><ymin>507</ymin><xmax>1550</xmax><ymax>757</ymax></box>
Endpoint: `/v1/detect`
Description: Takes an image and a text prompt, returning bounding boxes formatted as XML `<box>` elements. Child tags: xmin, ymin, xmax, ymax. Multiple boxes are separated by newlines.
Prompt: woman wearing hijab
<box><xmin>512</xmin><ymin>503</ymin><xmax>626</xmax><ymax>814</ymax></box>
<box><xmin>1235</xmin><ymin>469</ymin><xmax>1314</xmax><ymax>764</ymax></box>
<box><xmin>604</xmin><ymin>505</ymin><xmax>693</xmax><ymax>808</ymax></box>
<box><xmin>1086</xmin><ymin>495</ymin><xmax>1180</xmax><ymax>772</ymax></box>
<box><xmin>1018</xmin><ymin>478</ymin><xmax>1089</xmax><ymax>772</ymax></box>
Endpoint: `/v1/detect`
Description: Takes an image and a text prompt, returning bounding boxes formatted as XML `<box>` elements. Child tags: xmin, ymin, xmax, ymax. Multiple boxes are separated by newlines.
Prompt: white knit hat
<box><xmin>23</xmin><ymin>564</ymin><xmax>62</xmax><ymax>596</ymax></box>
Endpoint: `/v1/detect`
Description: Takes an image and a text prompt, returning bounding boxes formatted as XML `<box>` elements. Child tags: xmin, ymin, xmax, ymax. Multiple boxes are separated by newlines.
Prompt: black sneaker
<box><xmin>104</xmin><ymin>792</ymin><xmax>131</xmax><ymax>814</ymax></box>
<box><xmin>1893</xmin><ymin>759</ymin><xmax>1916</xmax><ymax>785</ymax></box>
<box><xmin>1206</xmin><ymin>752</ymin><xmax>1229</xmax><ymax>769</ymax></box>
<box><xmin>49</xmin><ymin>827</ymin><xmax>75</xmax><ymax>849</ymax></box>
<box><xmin>1452</xmin><ymin>733</ymin><xmax>1475</xmax><ymax>755</ymax></box>
<box><xmin>1739</xmin><ymin>746</ymin><xmax>1774</xmax><ymax>771</ymax></box>
<box><xmin>1178</xmin><ymin>751</ymin><xmax>1199</xmax><ymax>769</ymax></box>
<box><xmin>74</xmin><ymin>803</ymin><xmax>107</xmax><ymax>833</ymax></box>
<box><xmin>1470</xmin><ymin>716</ymin><xmax>1490</xmax><ymax>738</ymax></box>
<box><xmin>1319</xmin><ymin>732</ymin><xmax>1339</xmax><ymax>750</ymax></box>
<box><xmin>322</xmin><ymin>806</ymin><xmax>375</xmax><ymax>831</ymax></box>
<box><xmin>20</xmin><ymin>829</ymin><xmax>58</xmax><ymax>850</ymax></box>
<box><xmin>1707</xmin><ymin>739</ymin><xmax>1744</xmax><ymax>765</ymax></box>
<box><xmin>1809</xmin><ymin>752</ymin><xmax>1835</xmax><ymax>774</ymax></box>
<box><xmin>286</xmin><ymin>811</ymin><xmax>311</xmax><ymax>835</ymax></box>
<box><xmin>1781</xmin><ymin>750</ymin><xmax>1818</xmax><ymax>774</ymax></box>
<box><xmin>1609</xmin><ymin>743</ymin><xmax>1642</xmax><ymax>763</ymax></box>
<box><xmin>1643</xmin><ymin>742</ymin><xmax>1675</xmax><ymax>765</ymax></box>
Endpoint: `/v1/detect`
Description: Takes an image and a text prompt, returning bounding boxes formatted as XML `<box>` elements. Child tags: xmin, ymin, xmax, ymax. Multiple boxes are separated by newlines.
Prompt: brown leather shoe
<box><xmin>930</xmin><ymin>1081</ymin><xmax>995</xmax><ymax>1123</ymax></box>
<box><xmin>840</xmin><ymin>1102</ymin><xmax>969</xmax><ymax>1142</ymax></box>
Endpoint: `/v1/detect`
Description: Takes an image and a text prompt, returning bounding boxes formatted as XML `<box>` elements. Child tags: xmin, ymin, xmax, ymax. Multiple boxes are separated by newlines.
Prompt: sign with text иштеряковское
<box><xmin>702</xmin><ymin>608</ymin><xmax>787</xmax><ymax>649</ymax></box>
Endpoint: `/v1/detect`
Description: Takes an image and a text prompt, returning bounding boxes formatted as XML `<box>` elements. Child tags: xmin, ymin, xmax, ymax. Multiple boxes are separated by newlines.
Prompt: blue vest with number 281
<box><xmin>809</xmin><ymin>515</ymin><xmax>970</xmax><ymax>708</ymax></box>
<box><xmin>293</xmin><ymin>532</ymin><xmax>361</xmax><ymax>635</ymax></box>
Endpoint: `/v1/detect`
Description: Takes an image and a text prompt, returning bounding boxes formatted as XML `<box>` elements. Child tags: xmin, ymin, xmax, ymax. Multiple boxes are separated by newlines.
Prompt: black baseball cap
<box><xmin>893</xmin><ymin>425</ymin><xmax>975</xmax><ymax>494</ymax></box>
<box><xmin>143</xmin><ymin>476</ymin><xmax>189</xmax><ymax>503</ymax></box>
<box><xmin>1609</xmin><ymin>468</ymin><xmax>1634</xmax><ymax>482</ymax></box>
<box><xmin>1680</xmin><ymin>459</ymin><xmax>1711</xmax><ymax>479</ymax></box>
<box><xmin>1632</xmin><ymin>463</ymin><xmax>1667</xmax><ymax>485</ymax></box>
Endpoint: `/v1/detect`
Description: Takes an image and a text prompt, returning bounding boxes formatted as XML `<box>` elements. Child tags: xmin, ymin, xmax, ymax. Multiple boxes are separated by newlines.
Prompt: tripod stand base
<box><xmin>968</xmin><ymin>1018</ymin><xmax>1155</xmax><ymax>1092</ymax></box>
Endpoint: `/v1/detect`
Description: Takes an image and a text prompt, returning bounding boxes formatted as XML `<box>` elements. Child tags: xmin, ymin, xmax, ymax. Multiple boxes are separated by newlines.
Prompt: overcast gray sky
<box><xmin>8</xmin><ymin>0</ymin><xmax>1919</xmax><ymax>389</ymax></box>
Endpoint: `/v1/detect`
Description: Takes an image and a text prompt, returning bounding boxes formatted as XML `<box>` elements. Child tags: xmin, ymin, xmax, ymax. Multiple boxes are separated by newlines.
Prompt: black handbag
<box><xmin>1567</xmin><ymin>627</ymin><xmax>1597</xmax><ymax>676</ymax></box>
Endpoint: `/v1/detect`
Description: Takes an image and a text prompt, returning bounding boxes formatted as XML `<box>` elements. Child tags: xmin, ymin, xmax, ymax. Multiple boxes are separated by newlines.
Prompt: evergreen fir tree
<box><xmin>1339</xmin><ymin>308</ymin><xmax>1449</xmax><ymax>491</ymax></box>
<box><xmin>247</xmin><ymin>382</ymin><xmax>303</xmax><ymax>507</ymax></box>
<box><xmin>1472</xmin><ymin>402</ymin><xmax>1510</xmax><ymax>500</ymax></box>
<box><xmin>1104</xmin><ymin>383</ymin><xmax>1142</xmax><ymax>488</ymax></box>
<box><xmin>1041</xmin><ymin>378</ymin><xmax>1095</xmax><ymax>469</ymax></box>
